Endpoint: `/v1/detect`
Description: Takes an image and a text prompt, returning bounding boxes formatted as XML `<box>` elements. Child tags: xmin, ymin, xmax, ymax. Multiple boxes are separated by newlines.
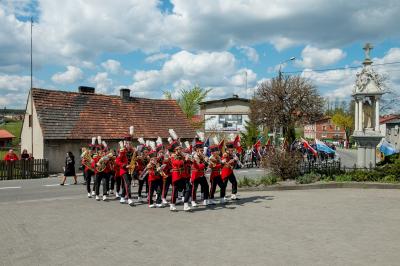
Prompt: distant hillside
<box><xmin>1</xmin><ymin>109</ymin><xmax>24</xmax><ymax>115</ymax></box>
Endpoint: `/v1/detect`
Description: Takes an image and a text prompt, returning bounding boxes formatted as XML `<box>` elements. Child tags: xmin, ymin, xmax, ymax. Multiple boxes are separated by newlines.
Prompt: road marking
<box><xmin>0</xmin><ymin>186</ymin><xmax>21</xmax><ymax>190</ymax></box>
<box><xmin>255</xmin><ymin>170</ymin><xmax>264</xmax><ymax>172</ymax></box>
<box><xmin>239</xmin><ymin>170</ymin><xmax>249</xmax><ymax>173</ymax></box>
<box><xmin>44</xmin><ymin>184</ymin><xmax>70</xmax><ymax>187</ymax></box>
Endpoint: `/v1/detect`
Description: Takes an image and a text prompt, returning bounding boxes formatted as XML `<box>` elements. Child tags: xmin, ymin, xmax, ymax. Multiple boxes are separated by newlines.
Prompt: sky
<box><xmin>1</xmin><ymin>0</ymin><xmax>400</xmax><ymax>110</ymax></box>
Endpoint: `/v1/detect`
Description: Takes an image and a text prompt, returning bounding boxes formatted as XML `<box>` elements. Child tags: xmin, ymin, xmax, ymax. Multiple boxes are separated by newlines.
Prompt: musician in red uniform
<box><xmin>190</xmin><ymin>141</ymin><xmax>210</xmax><ymax>207</ymax></box>
<box><xmin>137</xmin><ymin>146</ymin><xmax>150</xmax><ymax>202</ymax></box>
<box><xmin>161</xmin><ymin>153</ymin><xmax>172</xmax><ymax>205</ymax></box>
<box><xmin>170</xmin><ymin>141</ymin><xmax>191</xmax><ymax>212</ymax></box>
<box><xmin>147</xmin><ymin>151</ymin><xmax>163</xmax><ymax>208</ymax></box>
<box><xmin>221</xmin><ymin>142</ymin><xmax>239</xmax><ymax>200</ymax></box>
<box><xmin>94</xmin><ymin>150</ymin><xmax>113</xmax><ymax>201</ymax></box>
<box><xmin>208</xmin><ymin>144</ymin><xmax>226</xmax><ymax>204</ymax></box>
<box><xmin>81</xmin><ymin>148</ymin><xmax>95</xmax><ymax>198</ymax></box>
<box><xmin>115</xmin><ymin>144</ymin><xmax>134</xmax><ymax>206</ymax></box>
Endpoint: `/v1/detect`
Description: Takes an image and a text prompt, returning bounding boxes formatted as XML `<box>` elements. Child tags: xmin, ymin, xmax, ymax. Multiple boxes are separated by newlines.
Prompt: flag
<box><xmin>253</xmin><ymin>139</ymin><xmax>261</xmax><ymax>151</ymax></box>
<box><xmin>379</xmin><ymin>139</ymin><xmax>399</xmax><ymax>156</ymax></box>
<box><xmin>219</xmin><ymin>138</ymin><xmax>225</xmax><ymax>154</ymax></box>
<box><xmin>204</xmin><ymin>137</ymin><xmax>211</xmax><ymax>156</ymax></box>
<box><xmin>315</xmin><ymin>139</ymin><xmax>335</xmax><ymax>154</ymax></box>
<box><xmin>301</xmin><ymin>137</ymin><xmax>318</xmax><ymax>157</ymax></box>
<box><xmin>233</xmin><ymin>135</ymin><xmax>242</xmax><ymax>153</ymax></box>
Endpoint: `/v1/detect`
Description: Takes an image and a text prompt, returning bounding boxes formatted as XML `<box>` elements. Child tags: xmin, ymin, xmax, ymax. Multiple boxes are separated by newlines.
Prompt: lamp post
<box><xmin>278</xmin><ymin>56</ymin><xmax>296</xmax><ymax>80</ymax></box>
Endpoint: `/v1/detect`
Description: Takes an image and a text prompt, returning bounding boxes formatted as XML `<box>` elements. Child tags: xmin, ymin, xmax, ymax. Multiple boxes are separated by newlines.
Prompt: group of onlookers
<box><xmin>3</xmin><ymin>149</ymin><xmax>34</xmax><ymax>162</ymax></box>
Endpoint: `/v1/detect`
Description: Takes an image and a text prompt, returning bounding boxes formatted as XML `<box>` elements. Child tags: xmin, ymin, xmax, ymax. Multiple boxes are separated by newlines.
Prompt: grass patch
<box><xmin>296</xmin><ymin>172</ymin><xmax>319</xmax><ymax>184</ymax></box>
<box><xmin>237</xmin><ymin>175</ymin><xmax>278</xmax><ymax>188</ymax></box>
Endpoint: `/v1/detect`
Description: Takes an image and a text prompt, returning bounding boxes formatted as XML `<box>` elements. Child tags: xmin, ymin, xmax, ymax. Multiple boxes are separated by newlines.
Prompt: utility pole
<box><xmin>30</xmin><ymin>17</ymin><xmax>34</xmax><ymax>155</ymax></box>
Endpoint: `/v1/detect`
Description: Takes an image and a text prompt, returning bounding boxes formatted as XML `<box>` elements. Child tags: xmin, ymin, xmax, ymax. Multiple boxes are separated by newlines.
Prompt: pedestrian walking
<box><xmin>60</xmin><ymin>151</ymin><xmax>77</xmax><ymax>185</ymax></box>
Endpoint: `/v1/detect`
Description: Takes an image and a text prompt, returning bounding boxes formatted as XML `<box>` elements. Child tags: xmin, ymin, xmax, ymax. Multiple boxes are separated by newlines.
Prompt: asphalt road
<box><xmin>1</xmin><ymin>187</ymin><xmax>400</xmax><ymax>266</ymax></box>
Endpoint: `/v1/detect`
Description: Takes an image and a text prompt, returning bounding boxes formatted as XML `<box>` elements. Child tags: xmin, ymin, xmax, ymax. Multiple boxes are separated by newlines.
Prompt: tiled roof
<box><xmin>380</xmin><ymin>114</ymin><xmax>400</xmax><ymax>124</ymax></box>
<box><xmin>0</xmin><ymin>129</ymin><xmax>15</xmax><ymax>139</ymax></box>
<box><xmin>32</xmin><ymin>88</ymin><xmax>196</xmax><ymax>140</ymax></box>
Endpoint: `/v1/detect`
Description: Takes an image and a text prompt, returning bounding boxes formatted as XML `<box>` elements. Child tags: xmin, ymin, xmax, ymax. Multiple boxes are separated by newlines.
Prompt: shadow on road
<box><xmin>190</xmin><ymin>195</ymin><xmax>274</xmax><ymax>212</ymax></box>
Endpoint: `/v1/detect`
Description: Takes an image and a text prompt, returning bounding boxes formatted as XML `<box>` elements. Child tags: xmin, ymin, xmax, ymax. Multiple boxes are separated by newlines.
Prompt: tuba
<box><xmin>81</xmin><ymin>149</ymin><xmax>94</xmax><ymax>171</ymax></box>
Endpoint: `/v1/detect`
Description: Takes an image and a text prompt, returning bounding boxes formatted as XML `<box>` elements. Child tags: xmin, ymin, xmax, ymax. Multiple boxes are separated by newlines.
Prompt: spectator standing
<box><xmin>60</xmin><ymin>151</ymin><xmax>77</xmax><ymax>185</ymax></box>
<box><xmin>21</xmin><ymin>149</ymin><xmax>29</xmax><ymax>160</ymax></box>
<box><xmin>4</xmin><ymin>149</ymin><xmax>19</xmax><ymax>179</ymax></box>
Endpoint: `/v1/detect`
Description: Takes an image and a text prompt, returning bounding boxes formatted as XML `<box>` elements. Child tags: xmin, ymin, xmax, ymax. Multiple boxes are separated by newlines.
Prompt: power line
<box><xmin>282</xmin><ymin>61</ymin><xmax>400</xmax><ymax>74</ymax></box>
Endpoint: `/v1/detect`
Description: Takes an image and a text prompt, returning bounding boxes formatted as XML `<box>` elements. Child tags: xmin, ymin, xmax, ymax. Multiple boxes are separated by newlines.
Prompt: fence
<box><xmin>0</xmin><ymin>159</ymin><xmax>49</xmax><ymax>180</ymax></box>
<box><xmin>299</xmin><ymin>159</ymin><xmax>342</xmax><ymax>176</ymax></box>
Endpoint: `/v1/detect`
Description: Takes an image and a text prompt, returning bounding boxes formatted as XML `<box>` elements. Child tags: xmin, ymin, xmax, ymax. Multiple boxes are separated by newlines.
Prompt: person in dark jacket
<box><xmin>60</xmin><ymin>151</ymin><xmax>77</xmax><ymax>185</ymax></box>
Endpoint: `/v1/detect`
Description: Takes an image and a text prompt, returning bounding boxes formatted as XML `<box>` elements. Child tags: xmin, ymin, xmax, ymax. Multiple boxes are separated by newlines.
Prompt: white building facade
<box><xmin>200</xmin><ymin>96</ymin><xmax>250</xmax><ymax>135</ymax></box>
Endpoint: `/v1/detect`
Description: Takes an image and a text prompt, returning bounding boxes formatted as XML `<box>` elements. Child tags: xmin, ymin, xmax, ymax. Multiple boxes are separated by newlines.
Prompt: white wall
<box><xmin>201</xmin><ymin>100</ymin><xmax>250</xmax><ymax>114</ymax></box>
<box><xmin>20</xmin><ymin>92</ymin><xmax>44</xmax><ymax>158</ymax></box>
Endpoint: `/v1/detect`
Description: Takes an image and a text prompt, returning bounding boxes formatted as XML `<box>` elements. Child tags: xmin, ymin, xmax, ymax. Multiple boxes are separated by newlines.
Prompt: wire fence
<box><xmin>0</xmin><ymin>159</ymin><xmax>49</xmax><ymax>180</ymax></box>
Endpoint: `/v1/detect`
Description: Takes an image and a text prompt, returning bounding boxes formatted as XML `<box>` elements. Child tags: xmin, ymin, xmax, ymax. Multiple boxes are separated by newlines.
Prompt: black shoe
<box><xmin>60</xmin><ymin>183</ymin><xmax>64</xmax><ymax>186</ymax></box>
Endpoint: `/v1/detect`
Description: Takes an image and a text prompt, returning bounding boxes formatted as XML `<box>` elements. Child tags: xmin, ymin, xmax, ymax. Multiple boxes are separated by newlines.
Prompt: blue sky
<box><xmin>1</xmin><ymin>0</ymin><xmax>400</xmax><ymax>110</ymax></box>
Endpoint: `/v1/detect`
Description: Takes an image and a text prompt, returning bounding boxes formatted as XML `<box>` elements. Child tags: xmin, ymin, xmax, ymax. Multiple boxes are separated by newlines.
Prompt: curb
<box><xmin>237</xmin><ymin>182</ymin><xmax>400</xmax><ymax>191</ymax></box>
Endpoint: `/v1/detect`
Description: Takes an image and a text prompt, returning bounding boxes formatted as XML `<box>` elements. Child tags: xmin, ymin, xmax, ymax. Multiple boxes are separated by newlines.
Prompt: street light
<box><xmin>278</xmin><ymin>56</ymin><xmax>296</xmax><ymax>79</ymax></box>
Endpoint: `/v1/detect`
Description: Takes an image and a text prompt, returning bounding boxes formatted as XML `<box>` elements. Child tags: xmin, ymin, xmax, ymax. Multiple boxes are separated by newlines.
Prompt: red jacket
<box><xmin>191</xmin><ymin>160</ymin><xmax>206</xmax><ymax>182</ymax></box>
<box><xmin>171</xmin><ymin>155</ymin><xmax>184</xmax><ymax>183</ymax></box>
<box><xmin>210</xmin><ymin>159</ymin><xmax>222</xmax><ymax>180</ymax></box>
<box><xmin>115</xmin><ymin>154</ymin><xmax>128</xmax><ymax>176</ymax></box>
<box><xmin>221</xmin><ymin>153</ymin><xmax>235</xmax><ymax>181</ymax></box>
<box><xmin>4</xmin><ymin>153</ymin><xmax>19</xmax><ymax>162</ymax></box>
<box><xmin>162</xmin><ymin>160</ymin><xmax>172</xmax><ymax>178</ymax></box>
<box><xmin>148</xmin><ymin>164</ymin><xmax>161</xmax><ymax>182</ymax></box>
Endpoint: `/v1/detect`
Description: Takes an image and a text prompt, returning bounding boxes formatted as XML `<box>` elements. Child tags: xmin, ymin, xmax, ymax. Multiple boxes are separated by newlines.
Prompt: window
<box><xmin>322</xmin><ymin>126</ymin><xmax>326</xmax><ymax>131</ymax></box>
<box><xmin>29</xmin><ymin>115</ymin><xmax>32</xmax><ymax>127</ymax></box>
<box><xmin>218</xmin><ymin>114</ymin><xmax>243</xmax><ymax>126</ymax></box>
<box><xmin>336</xmin><ymin>126</ymin><xmax>340</xmax><ymax>131</ymax></box>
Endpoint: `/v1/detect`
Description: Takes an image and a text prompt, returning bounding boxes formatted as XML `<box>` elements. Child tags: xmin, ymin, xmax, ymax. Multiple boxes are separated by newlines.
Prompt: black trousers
<box><xmin>138</xmin><ymin>176</ymin><xmax>148</xmax><ymax>197</ymax></box>
<box><xmin>148</xmin><ymin>179</ymin><xmax>162</xmax><ymax>205</ymax></box>
<box><xmin>191</xmin><ymin>176</ymin><xmax>209</xmax><ymax>201</ymax></box>
<box><xmin>162</xmin><ymin>175</ymin><xmax>172</xmax><ymax>199</ymax></box>
<box><xmin>171</xmin><ymin>179</ymin><xmax>191</xmax><ymax>204</ymax></box>
<box><xmin>121</xmin><ymin>173</ymin><xmax>132</xmax><ymax>199</ymax></box>
<box><xmin>110</xmin><ymin>175</ymin><xmax>121</xmax><ymax>193</ymax></box>
<box><xmin>210</xmin><ymin>175</ymin><xmax>226</xmax><ymax>199</ymax></box>
<box><xmin>85</xmin><ymin>169</ymin><xmax>95</xmax><ymax>193</ymax></box>
<box><xmin>95</xmin><ymin>172</ymin><xmax>110</xmax><ymax>196</ymax></box>
<box><xmin>224</xmin><ymin>173</ymin><xmax>238</xmax><ymax>195</ymax></box>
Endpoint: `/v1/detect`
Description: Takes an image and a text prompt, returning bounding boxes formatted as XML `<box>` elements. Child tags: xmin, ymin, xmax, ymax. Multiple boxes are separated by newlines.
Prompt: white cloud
<box><xmin>51</xmin><ymin>66</ymin><xmax>83</xmax><ymax>84</ymax></box>
<box><xmin>130</xmin><ymin>50</ymin><xmax>257</xmax><ymax>99</ymax></box>
<box><xmin>0</xmin><ymin>73</ymin><xmax>44</xmax><ymax>108</ymax></box>
<box><xmin>89</xmin><ymin>72</ymin><xmax>113</xmax><ymax>93</ymax></box>
<box><xmin>145</xmin><ymin>53</ymin><xmax>170</xmax><ymax>63</ymax></box>
<box><xmin>296</xmin><ymin>45</ymin><xmax>346</xmax><ymax>68</ymax></box>
<box><xmin>238</xmin><ymin>46</ymin><xmax>259</xmax><ymax>63</ymax></box>
<box><xmin>101</xmin><ymin>59</ymin><xmax>122</xmax><ymax>74</ymax></box>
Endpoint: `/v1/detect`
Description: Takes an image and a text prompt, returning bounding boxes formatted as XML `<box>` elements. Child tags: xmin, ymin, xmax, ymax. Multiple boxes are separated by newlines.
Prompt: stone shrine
<box><xmin>352</xmin><ymin>43</ymin><xmax>385</xmax><ymax>168</ymax></box>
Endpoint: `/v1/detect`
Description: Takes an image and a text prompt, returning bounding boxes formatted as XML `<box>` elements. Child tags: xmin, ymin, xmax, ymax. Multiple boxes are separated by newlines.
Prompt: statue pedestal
<box><xmin>352</xmin><ymin>131</ymin><xmax>383</xmax><ymax>168</ymax></box>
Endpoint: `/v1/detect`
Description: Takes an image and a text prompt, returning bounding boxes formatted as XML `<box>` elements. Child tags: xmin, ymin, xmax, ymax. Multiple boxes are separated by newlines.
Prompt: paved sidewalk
<box><xmin>1</xmin><ymin>189</ymin><xmax>400</xmax><ymax>266</ymax></box>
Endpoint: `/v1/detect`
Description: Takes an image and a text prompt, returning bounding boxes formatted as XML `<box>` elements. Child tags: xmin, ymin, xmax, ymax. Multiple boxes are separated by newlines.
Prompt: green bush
<box><xmin>334</xmin><ymin>174</ymin><xmax>353</xmax><ymax>182</ymax></box>
<box><xmin>382</xmin><ymin>175</ymin><xmax>398</xmax><ymax>183</ymax></box>
<box><xmin>296</xmin><ymin>173</ymin><xmax>319</xmax><ymax>184</ymax></box>
<box><xmin>257</xmin><ymin>175</ymin><xmax>278</xmax><ymax>186</ymax></box>
<box><xmin>237</xmin><ymin>176</ymin><xmax>255</xmax><ymax>187</ymax></box>
<box><xmin>263</xmin><ymin>149</ymin><xmax>302</xmax><ymax>180</ymax></box>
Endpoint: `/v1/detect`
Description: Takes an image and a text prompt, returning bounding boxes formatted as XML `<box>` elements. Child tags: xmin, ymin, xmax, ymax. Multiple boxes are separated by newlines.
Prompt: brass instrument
<box><xmin>96</xmin><ymin>153</ymin><xmax>113</xmax><ymax>173</ymax></box>
<box><xmin>81</xmin><ymin>149</ymin><xmax>94</xmax><ymax>171</ymax></box>
<box><xmin>128</xmin><ymin>152</ymin><xmax>137</xmax><ymax>175</ymax></box>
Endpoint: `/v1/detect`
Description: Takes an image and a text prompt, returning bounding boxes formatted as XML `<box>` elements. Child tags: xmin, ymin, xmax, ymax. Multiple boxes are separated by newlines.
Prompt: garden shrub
<box><xmin>296</xmin><ymin>173</ymin><xmax>318</xmax><ymax>184</ymax></box>
<box><xmin>263</xmin><ymin>149</ymin><xmax>302</xmax><ymax>180</ymax></box>
<box><xmin>382</xmin><ymin>175</ymin><xmax>398</xmax><ymax>183</ymax></box>
<box><xmin>334</xmin><ymin>174</ymin><xmax>353</xmax><ymax>182</ymax></box>
<box><xmin>237</xmin><ymin>176</ymin><xmax>255</xmax><ymax>187</ymax></box>
<box><xmin>257</xmin><ymin>175</ymin><xmax>278</xmax><ymax>186</ymax></box>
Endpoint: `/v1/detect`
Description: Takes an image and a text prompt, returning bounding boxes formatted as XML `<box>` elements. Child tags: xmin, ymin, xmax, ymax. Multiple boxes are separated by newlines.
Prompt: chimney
<box><xmin>120</xmin><ymin>88</ymin><xmax>131</xmax><ymax>101</ymax></box>
<box><xmin>78</xmin><ymin>86</ymin><xmax>95</xmax><ymax>93</ymax></box>
<box><xmin>233</xmin><ymin>94</ymin><xmax>239</xmax><ymax>98</ymax></box>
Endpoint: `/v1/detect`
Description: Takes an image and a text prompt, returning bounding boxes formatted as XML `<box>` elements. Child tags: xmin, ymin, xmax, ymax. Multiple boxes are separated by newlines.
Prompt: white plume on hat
<box><xmin>129</xmin><ymin>126</ymin><xmax>134</xmax><ymax>136</ymax></box>
<box><xmin>138</xmin><ymin>137</ymin><xmax>145</xmax><ymax>145</ymax></box>
<box><xmin>149</xmin><ymin>141</ymin><xmax>156</xmax><ymax>151</ymax></box>
<box><xmin>212</xmin><ymin>136</ymin><xmax>219</xmax><ymax>145</ymax></box>
<box><xmin>228</xmin><ymin>133</ymin><xmax>235</xmax><ymax>141</ymax></box>
<box><xmin>156</xmin><ymin>136</ymin><xmax>162</xmax><ymax>146</ymax></box>
<box><xmin>184</xmin><ymin>141</ymin><xmax>190</xmax><ymax>148</ymax></box>
<box><xmin>97</xmin><ymin>136</ymin><xmax>102</xmax><ymax>144</ymax></box>
<box><xmin>145</xmin><ymin>140</ymin><xmax>150</xmax><ymax>147</ymax></box>
<box><xmin>167</xmin><ymin>137</ymin><xmax>173</xmax><ymax>144</ymax></box>
<box><xmin>169</xmin><ymin>129</ymin><xmax>178</xmax><ymax>140</ymax></box>
<box><xmin>102</xmin><ymin>141</ymin><xmax>107</xmax><ymax>147</ymax></box>
<box><xmin>91</xmin><ymin>137</ymin><xmax>96</xmax><ymax>145</ymax></box>
<box><xmin>196</xmin><ymin>131</ymin><xmax>205</xmax><ymax>142</ymax></box>
<box><xmin>119</xmin><ymin>141</ymin><xmax>124</xmax><ymax>150</ymax></box>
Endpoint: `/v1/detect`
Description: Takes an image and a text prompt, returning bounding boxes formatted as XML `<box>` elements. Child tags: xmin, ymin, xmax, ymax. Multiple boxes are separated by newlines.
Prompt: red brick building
<box><xmin>304</xmin><ymin>117</ymin><xmax>346</xmax><ymax>141</ymax></box>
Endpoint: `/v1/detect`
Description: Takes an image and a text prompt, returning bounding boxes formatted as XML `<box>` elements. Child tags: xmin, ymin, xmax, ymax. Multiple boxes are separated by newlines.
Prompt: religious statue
<box><xmin>363</xmin><ymin>99</ymin><xmax>373</xmax><ymax>129</ymax></box>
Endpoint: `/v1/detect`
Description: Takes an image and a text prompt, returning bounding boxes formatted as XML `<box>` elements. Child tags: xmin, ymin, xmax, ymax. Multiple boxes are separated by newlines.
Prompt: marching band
<box><xmin>80</xmin><ymin>127</ymin><xmax>240</xmax><ymax>212</ymax></box>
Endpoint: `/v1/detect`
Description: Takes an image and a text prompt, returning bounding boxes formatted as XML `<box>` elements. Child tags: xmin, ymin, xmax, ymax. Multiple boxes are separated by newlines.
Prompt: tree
<box><xmin>251</xmin><ymin>75</ymin><xmax>324</xmax><ymax>145</ymax></box>
<box><xmin>331</xmin><ymin>109</ymin><xmax>353</xmax><ymax>141</ymax></box>
<box><xmin>163</xmin><ymin>86</ymin><xmax>212</xmax><ymax>128</ymax></box>
<box><xmin>240</xmin><ymin>120</ymin><xmax>260</xmax><ymax>149</ymax></box>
